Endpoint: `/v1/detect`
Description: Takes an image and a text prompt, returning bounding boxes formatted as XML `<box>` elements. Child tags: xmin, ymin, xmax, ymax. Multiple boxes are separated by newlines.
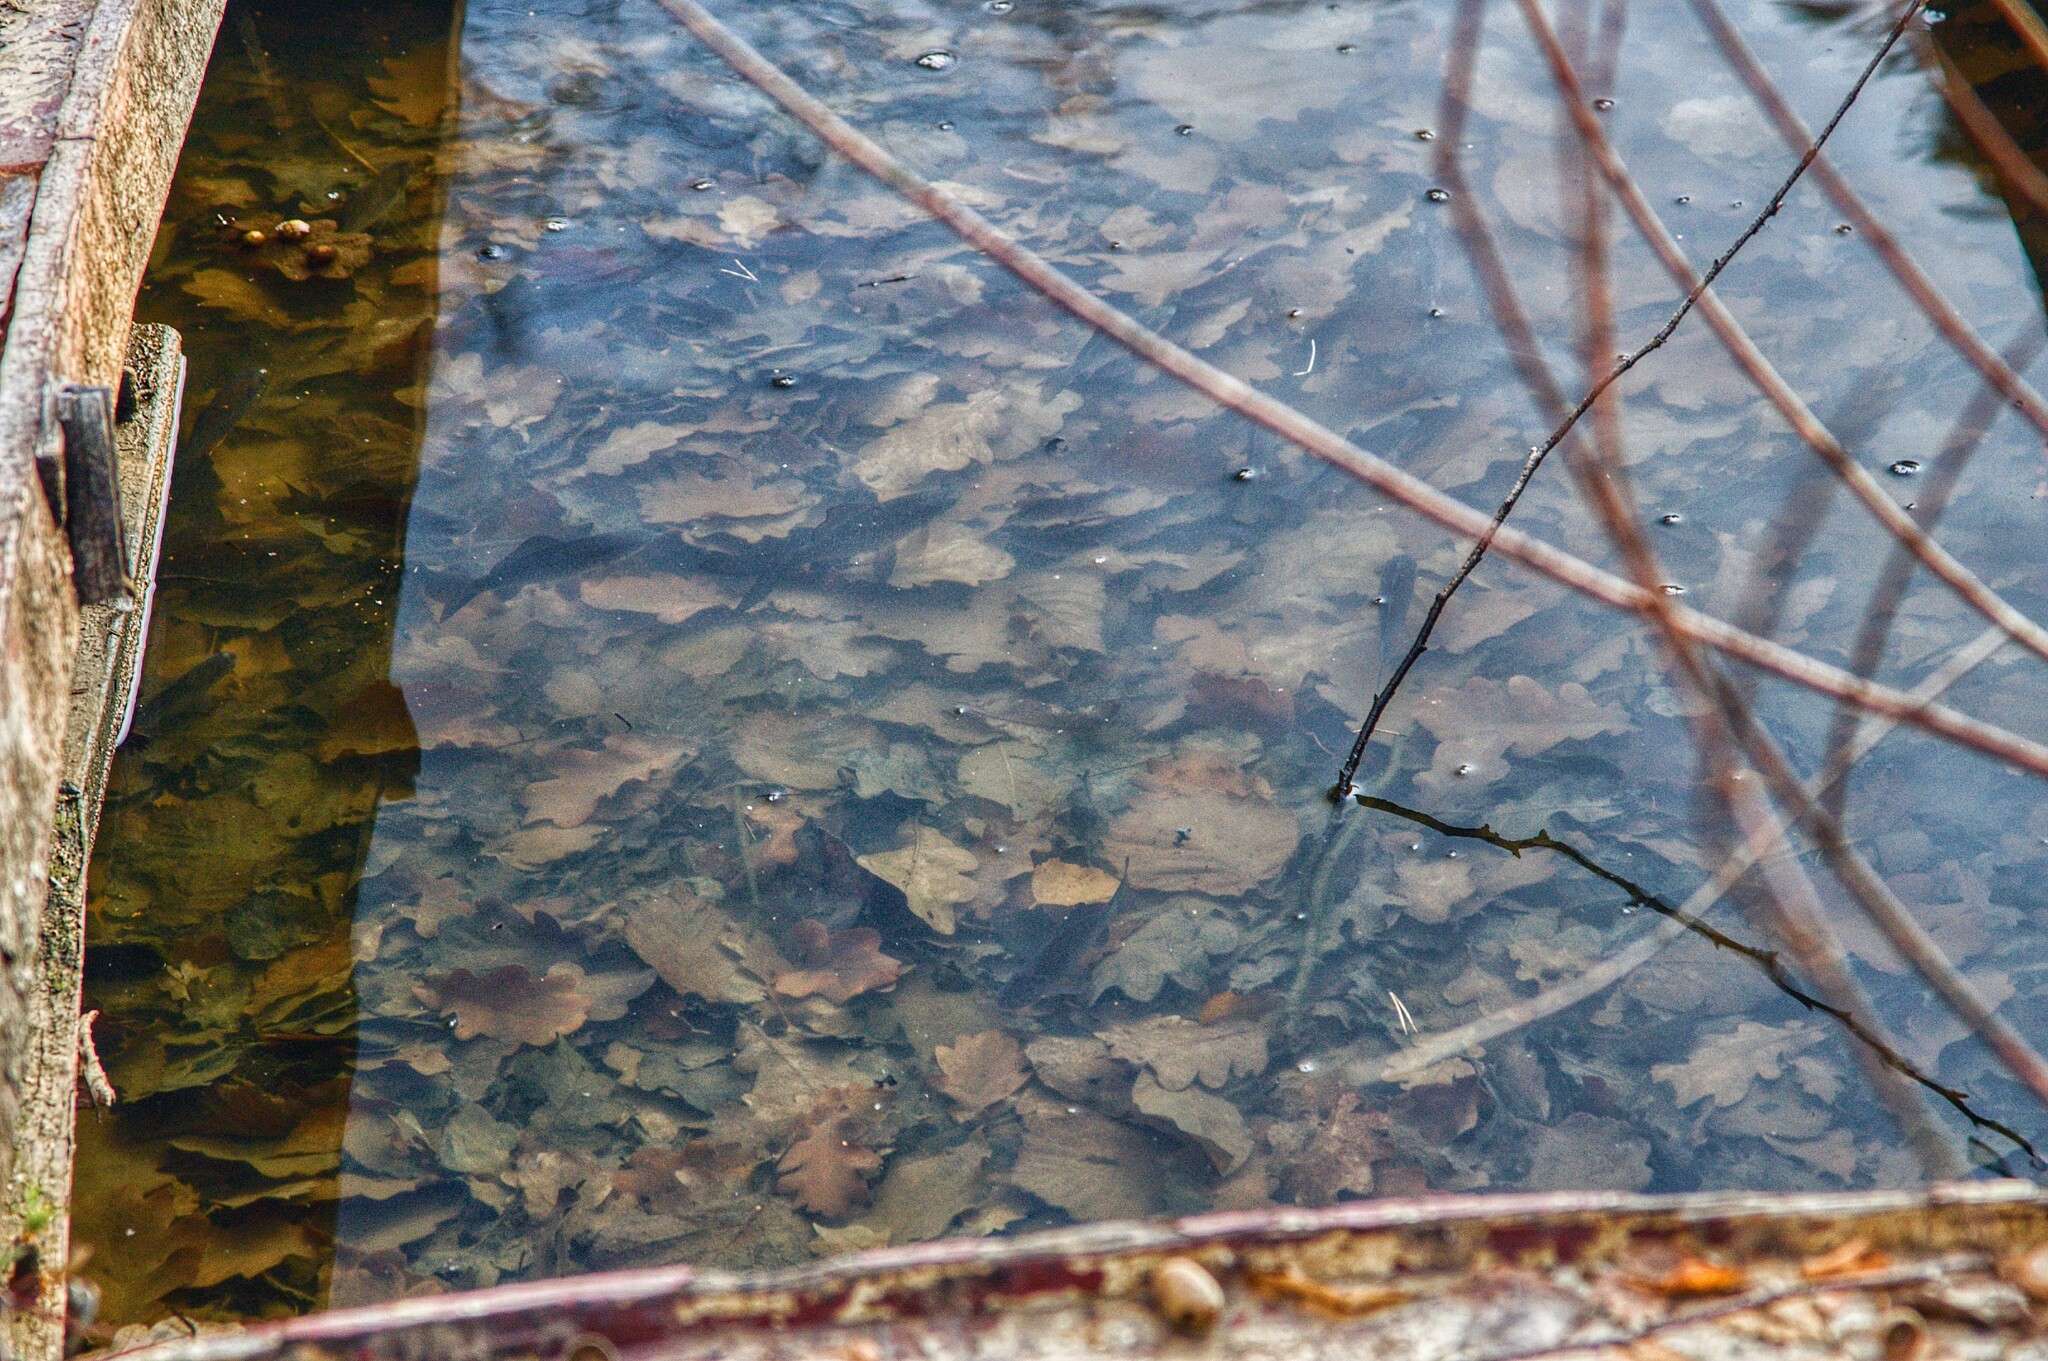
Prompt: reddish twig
<box><xmin>1341</xmin><ymin>0</ymin><xmax>1927</xmax><ymax>791</ymax></box>
<box><xmin>648</xmin><ymin>0</ymin><xmax>2048</xmax><ymax>783</ymax></box>
<box><xmin>1687</xmin><ymin>0</ymin><xmax>2048</xmax><ymax>447</ymax></box>
<box><xmin>1515</xmin><ymin>0</ymin><xmax>2048</xmax><ymax>681</ymax></box>
<box><xmin>1915</xmin><ymin>31</ymin><xmax>2048</xmax><ymax>224</ymax></box>
<box><xmin>1551</xmin><ymin>49</ymin><xmax>1961</xmax><ymax>1169</ymax></box>
<box><xmin>1820</xmin><ymin>331</ymin><xmax>2046</xmax><ymax>819</ymax></box>
<box><xmin>1521</xmin><ymin>0</ymin><xmax>2048</xmax><ymax>1123</ymax></box>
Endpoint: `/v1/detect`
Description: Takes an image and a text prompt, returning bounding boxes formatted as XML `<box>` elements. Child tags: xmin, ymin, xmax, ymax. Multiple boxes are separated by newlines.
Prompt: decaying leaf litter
<box><xmin>68</xmin><ymin>0</ymin><xmax>2048</xmax><ymax>1336</ymax></box>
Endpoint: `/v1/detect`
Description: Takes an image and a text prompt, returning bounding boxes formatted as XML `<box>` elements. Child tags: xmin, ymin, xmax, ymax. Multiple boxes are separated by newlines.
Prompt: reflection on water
<box><xmin>75</xmin><ymin>0</ymin><xmax>457</xmax><ymax>1329</ymax></box>
<box><xmin>78</xmin><ymin>0</ymin><xmax>2048</xmax><ymax>1332</ymax></box>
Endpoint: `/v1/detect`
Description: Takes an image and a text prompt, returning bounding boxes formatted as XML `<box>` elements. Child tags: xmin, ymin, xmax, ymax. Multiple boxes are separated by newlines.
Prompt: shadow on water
<box><xmin>70</xmin><ymin>0</ymin><xmax>460</xmax><ymax>1330</ymax></box>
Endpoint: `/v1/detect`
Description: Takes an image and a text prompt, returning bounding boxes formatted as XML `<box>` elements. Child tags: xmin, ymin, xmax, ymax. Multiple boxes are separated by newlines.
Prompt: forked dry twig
<box><xmin>1374</xmin><ymin>622</ymin><xmax>2008</xmax><ymax>1085</ymax></box>
<box><xmin>1553</xmin><ymin>43</ymin><xmax>1959</xmax><ymax>1168</ymax></box>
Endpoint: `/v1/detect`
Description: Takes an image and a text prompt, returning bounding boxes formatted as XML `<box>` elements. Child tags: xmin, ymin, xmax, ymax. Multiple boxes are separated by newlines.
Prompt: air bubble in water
<box><xmin>1175</xmin><ymin>123</ymin><xmax>1195</xmax><ymax>136</ymax></box>
<box><xmin>1297</xmin><ymin>1061</ymin><xmax>1318</xmax><ymax>1074</ymax></box>
<box><xmin>1889</xmin><ymin>459</ymin><xmax>1921</xmax><ymax>476</ymax></box>
<box><xmin>1659</xmin><ymin>583</ymin><xmax>1686</xmax><ymax>595</ymax></box>
<box><xmin>690</xmin><ymin>178</ymin><xmax>715</xmax><ymax>191</ymax></box>
<box><xmin>1593</xmin><ymin>97</ymin><xmax>1615</xmax><ymax>110</ymax></box>
<box><xmin>985</xmin><ymin>0</ymin><xmax>1013</xmax><ymax>10</ymax></box>
<box><xmin>1454</xmin><ymin>763</ymin><xmax>1473</xmax><ymax>776</ymax></box>
<box><xmin>1415</xmin><ymin>128</ymin><xmax>1435</xmax><ymax>141</ymax></box>
<box><xmin>1233</xmin><ymin>466</ymin><xmax>1258</xmax><ymax>481</ymax></box>
<box><xmin>1426</xmin><ymin>187</ymin><xmax>1451</xmax><ymax>202</ymax></box>
<box><xmin>544</xmin><ymin>217</ymin><xmax>569</xmax><ymax>232</ymax></box>
<box><xmin>914</xmin><ymin>50</ymin><xmax>956</xmax><ymax>70</ymax></box>
<box><xmin>1675</xmin><ymin>194</ymin><xmax>1691</xmax><ymax>204</ymax></box>
<box><xmin>1659</xmin><ymin>512</ymin><xmax>1684</xmax><ymax>525</ymax></box>
<box><xmin>770</xmin><ymin>373</ymin><xmax>797</xmax><ymax>388</ymax></box>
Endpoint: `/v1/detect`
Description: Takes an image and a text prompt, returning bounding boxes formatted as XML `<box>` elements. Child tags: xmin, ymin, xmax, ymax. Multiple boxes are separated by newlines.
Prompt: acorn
<box><xmin>275</xmin><ymin>218</ymin><xmax>313</xmax><ymax>241</ymax></box>
<box><xmin>1149</xmin><ymin>1257</ymin><xmax>1225</xmax><ymax>1335</ymax></box>
<box><xmin>239</xmin><ymin>228</ymin><xmax>267</xmax><ymax>248</ymax></box>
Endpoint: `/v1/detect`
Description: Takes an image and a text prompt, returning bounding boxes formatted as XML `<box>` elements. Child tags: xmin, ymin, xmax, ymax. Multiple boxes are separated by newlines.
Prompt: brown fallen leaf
<box><xmin>777</xmin><ymin>1090</ymin><xmax>886</xmax><ymax>1218</ymax></box>
<box><xmin>1098</xmin><ymin>1013</ymin><xmax>1269</xmax><ymax>1090</ymax></box>
<box><xmin>932</xmin><ymin>1030</ymin><xmax>1028</xmax><ymax>1114</ymax></box>
<box><xmin>857</xmin><ymin>826</ymin><xmax>977</xmax><ymax>934</ymax></box>
<box><xmin>617</xmin><ymin>888</ymin><xmax>787</xmax><ymax>1005</ymax></box>
<box><xmin>1031</xmin><ymin>858</ymin><xmax>1121</xmax><ymax>907</ymax></box>
<box><xmin>414</xmin><ymin>963</ymin><xmax>594</xmax><ymax>1046</ymax></box>
<box><xmin>1801</xmin><ymin>1237</ymin><xmax>1891</xmax><ymax>1280</ymax></box>
<box><xmin>1103</xmin><ymin>744</ymin><xmax>1301</xmax><ymax>896</ymax></box>
<box><xmin>1271</xmin><ymin>1091</ymin><xmax>1392</xmax><ymax>1206</ymax></box>
<box><xmin>520</xmin><ymin>734</ymin><xmax>695</xmax><ymax>829</ymax></box>
<box><xmin>774</xmin><ymin>920</ymin><xmax>906</xmax><ymax>1005</ymax></box>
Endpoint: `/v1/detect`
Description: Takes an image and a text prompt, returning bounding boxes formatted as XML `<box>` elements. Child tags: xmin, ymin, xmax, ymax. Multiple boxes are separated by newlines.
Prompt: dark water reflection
<box><xmin>76</xmin><ymin>0</ymin><xmax>2048</xmax><ymax>1333</ymax></box>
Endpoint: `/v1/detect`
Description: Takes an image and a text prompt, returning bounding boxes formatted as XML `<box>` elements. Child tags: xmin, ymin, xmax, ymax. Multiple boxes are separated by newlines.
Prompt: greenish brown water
<box><xmin>74</xmin><ymin>0</ymin><xmax>2048</xmax><ymax>1337</ymax></box>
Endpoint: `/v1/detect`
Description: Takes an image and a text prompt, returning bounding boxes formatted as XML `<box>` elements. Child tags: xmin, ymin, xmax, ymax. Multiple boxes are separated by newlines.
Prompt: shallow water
<box><xmin>75</xmin><ymin>0</ymin><xmax>2048</xmax><ymax>1330</ymax></box>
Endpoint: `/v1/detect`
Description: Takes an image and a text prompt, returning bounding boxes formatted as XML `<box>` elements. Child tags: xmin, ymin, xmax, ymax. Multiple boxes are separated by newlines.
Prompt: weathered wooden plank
<box><xmin>12</xmin><ymin>324</ymin><xmax>181</xmax><ymax>1361</ymax></box>
<box><xmin>0</xmin><ymin>1</ymin><xmax>224</xmax><ymax>1357</ymax></box>
<box><xmin>101</xmin><ymin>1183</ymin><xmax>2048</xmax><ymax>1361</ymax></box>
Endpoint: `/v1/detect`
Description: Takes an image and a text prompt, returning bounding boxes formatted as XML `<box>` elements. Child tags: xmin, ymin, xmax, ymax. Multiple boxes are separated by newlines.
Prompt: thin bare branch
<box><xmin>651</xmin><ymin>0</ymin><xmax>2048</xmax><ymax>783</ymax></box>
<box><xmin>1556</xmin><ymin>62</ymin><xmax>1960</xmax><ymax>1170</ymax></box>
<box><xmin>1916</xmin><ymin>31</ymin><xmax>2048</xmax><ymax>224</ymax></box>
<box><xmin>1342</xmin><ymin>0</ymin><xmax>1930</xmax><ymax>791</ymax></box>
<box><xmin>1516</xmin><ymin>0</ymin><xmax>2048</xmax><ymax>682</ymax></box>
<box><xmin>1986</xmin><ymin>0</ymin><xmax>2048</xmax><ymax>76</ymax></box>
<box><xmin>1821</xmin><ymin>331</ymin><xmax>2045</xmax><ymax>819</ymax></box>
<box><xmin>1377</xmin><ymin>624</ymin><xmax>2008</xmax><ymax>1083</ymax></box>
<box><xmin>1688</xmin><ymin>0</ymin><xmax>2048</xmax><ymax>448</ymax></box>
<box><xmin>1524</xmin><ymin>0</ymin><xmax>2048</xmax><ymax>1126</ymax></box>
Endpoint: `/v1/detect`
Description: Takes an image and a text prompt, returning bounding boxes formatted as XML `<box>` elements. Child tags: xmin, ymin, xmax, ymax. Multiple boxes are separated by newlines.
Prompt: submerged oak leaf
<box><xmin>1098</xmin><ymin>1013</ymin><xmax>1268</xmax><ymax>1090</ymax></box>
<box><xmin>1413</xmin><ymin>675</ymin><xmax>1629</xmax><ymax>793</ymax></box>
<box><xmin>1270</xmin><ymin>1091</ymin><xmax>1392</xmax><ymax>1205</ymax></box>
<box><xmin>932</xmin><ymin>1030</ymin><xmax>1028</xmax><ymax>1114</ymax></box>
<box><xmin>520</xmin><ymin>733</ymin><xmax>695</xmax><ymax>828</ymax></box>
<box><xmin>1104</xmin><ymin>744</ymin><xmax>1300</xmax><ymax>896</ymax></box>
<box><xmin>776</xmin><ymin>1089</ymin><xmax>886</xmax><ymax>1218</ymax></box>
<box><xmin>618</xmin><ymin>888</ymin><xmax>786</xmax><ymax>1005</ymax></box>
<box><xmin>1031</xmin><ymin>859</ymin><xmax>1121</xmax><ymax>907</ymax></box>
<box><xmin>774</xmin><ymin>920</ymin><xmax>906</xmax><ymax>1005</ymax></box>
<box><xmin>857</xmin><ymin>826</ymin><xmax>977</xmax><ymax>934</ymax></box>
<box><xmin>1652</xmin><ymin>1021</ymin><xmax>1821</xmax><ymax>1109</ymax></box>
<box><xmin>416</xmin><ymin>962</ymin><xmax>602</xmax><ymax>1046</ymax></box>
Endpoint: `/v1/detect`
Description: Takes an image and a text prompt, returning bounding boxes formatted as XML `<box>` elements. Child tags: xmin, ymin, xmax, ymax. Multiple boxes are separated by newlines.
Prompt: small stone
<box><xmin>275</xmin><ymin>218</ymin><xmax>312</xmax><ymax>241</ymax></box>
<box><xmin>240</xmin><ymin>228</ymin><xmax>268</xmax><ymax>247</ymax></box>
<box><xmin>1150</xmin><ymin>1258</ymin><xmax>1225</xmax><ymax>1334</ymax></box>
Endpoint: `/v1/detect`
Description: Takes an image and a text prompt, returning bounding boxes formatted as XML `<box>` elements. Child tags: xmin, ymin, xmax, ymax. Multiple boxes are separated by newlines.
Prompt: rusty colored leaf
<box><xmin>774</xmin><ymin>921</ymin><xmax>906</xmax><ymax>1005</ymax></box>
<box><xmin>933</xmin><ymin>1030</ymin><xmax>1029</xmax><ymax>1114</ymax></box>
<box><xmin>414</xmin><ymin>963</ymin><xmax>595</xmax><ymax>1046</ymax></box>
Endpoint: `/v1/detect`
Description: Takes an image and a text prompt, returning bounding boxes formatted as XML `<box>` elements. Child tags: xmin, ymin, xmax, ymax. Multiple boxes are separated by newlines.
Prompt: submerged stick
<box><xmin>651</xmin><ymin>0</ymin><xmax>2048</xmax><ymax>783</ymax></box>
<box><xmin>1375</xmin><ymin>622</ymin><xmax>2010</xmax><ymax>1087</ymax></box>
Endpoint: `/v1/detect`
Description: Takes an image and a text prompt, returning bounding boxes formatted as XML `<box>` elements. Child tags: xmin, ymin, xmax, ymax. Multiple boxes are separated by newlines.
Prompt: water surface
<box><xmin>77</xmin><ymin>0</ymin><xmax>2048</xmax><ymax>1331</ymax></box>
